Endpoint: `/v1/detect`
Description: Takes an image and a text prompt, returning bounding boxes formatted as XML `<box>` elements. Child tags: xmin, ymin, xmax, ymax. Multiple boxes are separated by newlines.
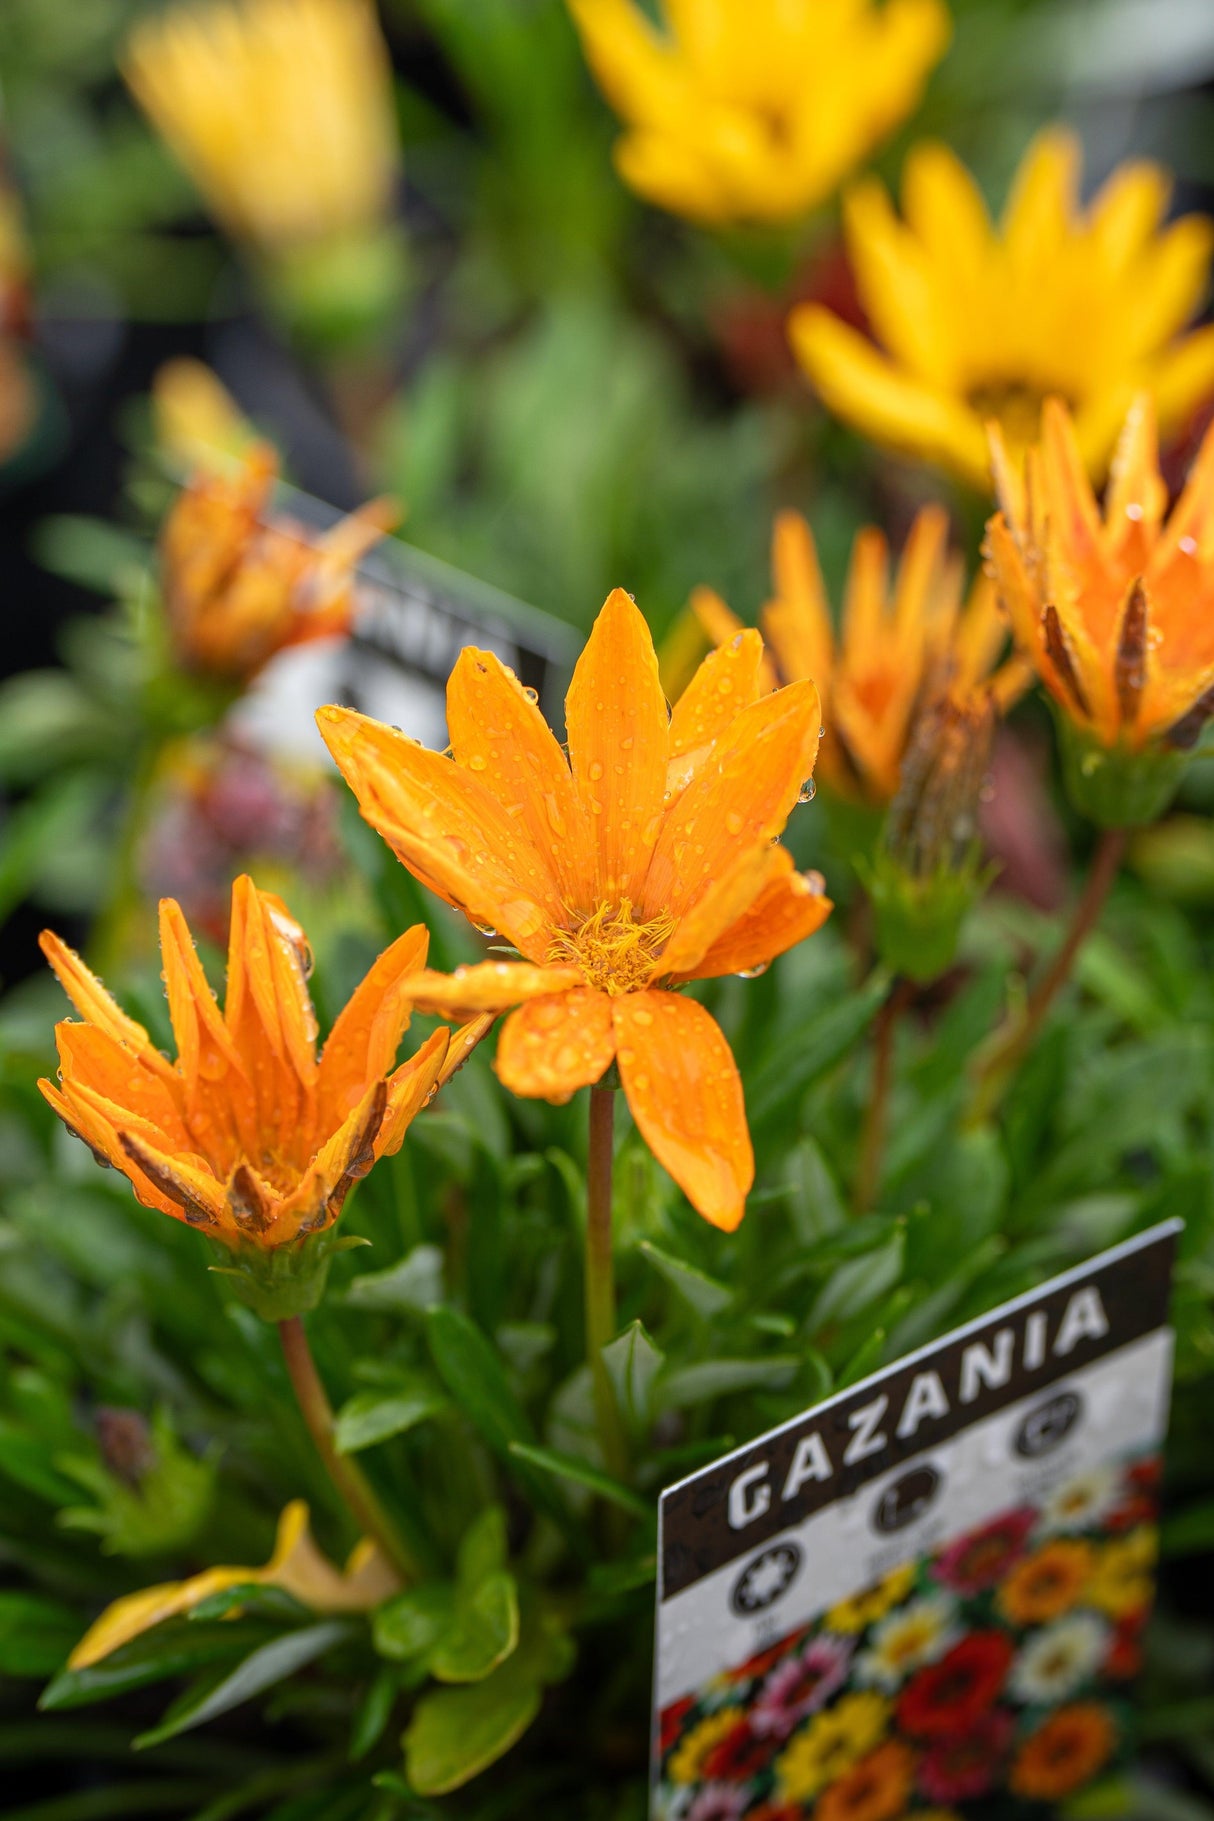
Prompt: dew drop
<box><xmin>468</xmin><ymin>755</ymin><xmax>487</xmax><ymax>772</ymax></box>
<box><xmin>473</xmin><ymin>922</ymin><xmax>497</xmax><ymax>937</ymax></box>
<box><xmin>621</xmin><ymin>736</ymin><xmax>634</xmax><ymax>750</ymax></box>
<box><xmin>797</xmin><ymin>778</ymin><xmax>817</xmax><ymax>804</ymax></box>
<box><xmin>523</xmin><ymin>686</ymin><xmax>539</xmax><ymax>704</ymax></box>
<box><xmin>633</xmin><ymin>1072</ymin><xmax>651</xmax><ymax>1092</ymax></box>
<box><xmin>736</xmin><ymin>961</ymin><xmax>770</xmax><ymax>980</ymax></box>
<box><xmin>589</xmin><ymin>761</ymin><xmax>605</xmax><ymax>781</ymax></box>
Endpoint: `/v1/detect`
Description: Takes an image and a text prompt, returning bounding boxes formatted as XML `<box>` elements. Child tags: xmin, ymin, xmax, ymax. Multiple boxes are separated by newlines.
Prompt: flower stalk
<box><xmin>585</xmin><ymin>1085</ymin><xmax>629</xmax><ymax>1487</ymax></box>
<box><xmin>278</xmin><ymin>1313</ymin><xmax>420</xmax><ymax>1583</ymax></box>
<box><xmin>967</xmin><ymin>826</ymin><xmax>1127</xmax><ymax>1125</ymax></box>
<box><xmin>854</xmin><ymin>979</ymin><xmax>910</xmax><ymax>1214</ymax></box>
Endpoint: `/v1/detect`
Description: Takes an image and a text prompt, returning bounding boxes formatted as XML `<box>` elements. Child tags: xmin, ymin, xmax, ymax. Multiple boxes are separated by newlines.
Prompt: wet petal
<box><xmin>158</xmin><ymin>898</ymin><xmax>252</xmax><ymax>1164</ymax></box>
<box><xmin>39</xmin><ymin>931</ymin><xmax>173</xmax><ymax>1081</ymax></box>
<box><xmin>398</xmin><ymin>962</ymin><xmax>584</xmax><ymax>1020</ymax></box>
<box><xmin>614</xmin><ymin>991</ymin><xmax>752</xmax><ymax>1231</ymax></box>
<box><xmin>376</xmin><ymin>1026</ymin><xmax>450</xmax><ymax>1157</ymax></box>
<box><xmin>668</xmin><ymin>628</ymin><xmax>767</xmax><ymax>794</ymax></box>
<box><xmin>53</xmin><ymin>1022</ymin><xmax>189</xmax><ymax>1149</ymax></box>
<box><xmin>445</xmin><ymin>647</ymin><xmax>590</xmax><ymax>913</ymax></box>
<box><xmin>435</xmin><ymin>1014</ymin><xmax>496</xmax><ymax>1087</ymax></box>
<box><xmin>270</xmin><ymin>1079</ymin><xmax>389</xmax><ymax>1243</ymax></box>
<box><xmin>224</xmin><ymin>877</ymin><xmax>315</xmax><ymax>1159</ymax></box>
<box><xmin>118</xmin><ymin>1132</ymin><xmax>229</xmax><ymax>1234</ymax></box>
<box><xmin>317</xmin><ymin>923</ymin><xmax>429</xmax><ymax>1130</ymax></box>
<box><xmin>496</xmin><ymin>988</ymin><xmax>616</xmax><ymax>1103</ymax></box>
<box><xmin>566</xmin><ymin>588</ymin><xmax>670</xmax><ymax>904</ymax></box>
<box><xmin>317</xmin><ymin>706</ymin><xmax>558</xmax><ymax>961</ymax></box>
<box><xmin>672</xmin><ymin>849</ymin><xmax>833</xmax><ymax>982</ymax></box>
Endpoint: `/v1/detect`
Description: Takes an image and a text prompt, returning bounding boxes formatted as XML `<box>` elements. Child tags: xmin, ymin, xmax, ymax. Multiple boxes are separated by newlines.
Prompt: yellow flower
<box><xmin>826</xmin><ymin>1565</ymin><xmax>917</xmax><ymax>1634</ymax></box>
<box><xmin>566</xmin><ymin>0</ymin><xmax>950</xmax><ymax>227</ymax></box>
<box><xmin>667</xmin><ymin>1706</ymin><xmax>745</xmax><ymax>1785</ymax></box>
<box><xmin>775</xmin><ymin>1690</ymin><xmax>890</xmax><ymax>1802</ymax></box>
<box><xmin>695</xmin><ymin>506</ymin><xmax>1025</xmax><ymax>805</ymax></box>
<box><xmin>1086</xmin><ymin>1527</ymin><xmax>1157</xmax><ymax>1620</ymax></box>
<box><xmin>790</xmin><ymin>129</ymin><xmax>1214</xmax><ymax>489</ymax></box>
<box><xmin>153</xmin><ymin>358</ymin><xmax>260</xmax><ymax>475</ymax></box>
<box><xmin>68</xmin><ymin>1500</ymin><xmax>398</xmax><ymax>1670</ymax></box>
<box><xmin>125</xmin><ymin>0</ymin><xmax>401</xmax><ymax>254</ymax></box>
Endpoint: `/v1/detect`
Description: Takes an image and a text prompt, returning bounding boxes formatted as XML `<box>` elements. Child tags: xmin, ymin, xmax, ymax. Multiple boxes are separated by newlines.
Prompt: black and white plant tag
<box><xmin>653</xmin><ymin>1223</ymin><xmax>1179</xmax><ymax>1819</ymax></box>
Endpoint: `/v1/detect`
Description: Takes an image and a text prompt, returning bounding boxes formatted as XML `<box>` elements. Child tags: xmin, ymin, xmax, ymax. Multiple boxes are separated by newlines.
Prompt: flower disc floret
<box><xmin>548</xmin><ymin>899</ymin><xmax>678</xmax><ymax>995</ymax></box>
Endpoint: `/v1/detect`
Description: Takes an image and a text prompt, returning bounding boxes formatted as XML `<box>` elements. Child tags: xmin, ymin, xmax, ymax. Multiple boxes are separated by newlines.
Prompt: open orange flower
<box><xmin>695</xmin><ymin>506</ymin><xmax>1027</xmax><ymax>806</ymax></box>
<box><xmin>163</xmin><ymin>446</ymin><xmax>396</xmax><ymax>682</ymax></box>
<box><xmin>987</xmin><ymin>393</ymin><xmax>1214</xmax><ymax>758</ymax></box>
<box><xmin>317</xmin><ymin>589</ymin><xmax>831</xmax><ymax>1231</ymax></box>
<box><xmin>39</xmin><ymin>876</ymin><xmax>460</xmax><ymax>1265</ymax></box>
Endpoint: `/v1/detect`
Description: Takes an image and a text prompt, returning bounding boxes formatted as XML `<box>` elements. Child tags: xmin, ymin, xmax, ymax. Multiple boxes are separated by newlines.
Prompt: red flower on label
<box><xmin>701</xmin><ymin>1719</ymin><xmax>780</xmax><ymax>1782</ymax></box>
<box><xmin>897</xmin><ymin>1632</ymin><xmax>1014</xmax><ymax>1739</ymax></box>
<box><xmin>660</xmin><ymin>1696</ymin><xmax>695</xmax><ymax>1754</ymax></box>
<box><xmin>932</xmin><ymin>1510</ymin><xmax>1035</xmax><ymax>1595</ymax></box>
<box><xmin>919</xmin><ymin>1708</ymin><xmax>1014</xmax><ymax>1800</ymax></box>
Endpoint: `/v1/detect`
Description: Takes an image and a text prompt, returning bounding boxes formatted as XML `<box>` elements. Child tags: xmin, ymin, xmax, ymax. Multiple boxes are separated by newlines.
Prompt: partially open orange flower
<box><xmin>987</xmin><ymin>394</ymin><xmax>1214</xmax><ymax>757</ymax></box>
<box><xmin>317</xmin><ymin>589</ymin><xmax>831</xmax><ymax>1231</ymax></box>
<box><xmin>39</xmin><ymin>876</ymin><xmax>456</xmax><ymax>1256</ymax></box>
<box><xmin>695</xmin><ymin>506</ymin><xmax>1027</xmax><ymax>806</ymax></box>
<box><xmin>163</xmin><ymin>447</ymin><xmax>396</xmax><ymax>682</ymax></box>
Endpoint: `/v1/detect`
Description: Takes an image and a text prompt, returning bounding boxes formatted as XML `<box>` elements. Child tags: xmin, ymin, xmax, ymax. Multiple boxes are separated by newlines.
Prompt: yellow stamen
<box><xmin>548</xmin><ymin>900</ymin><xmax>676</xmax><ymax>996</ymax></box>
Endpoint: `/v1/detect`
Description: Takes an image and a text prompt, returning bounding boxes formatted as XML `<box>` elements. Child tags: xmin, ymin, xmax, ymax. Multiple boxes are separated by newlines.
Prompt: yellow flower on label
<box><xmin>775</xmin><ymin>1690</ymin><xmax>891</xmax><ymax>1802</ymax></box>
<box><xmin>791</xmin><ymin>129</ymin><xmax>1214</xmax><ymax>488</ymax></box>
<box><xmin>826</xmin><ymin>1565</ymin><xmax>918</xmax><ymax>1635</ymax></box>
<box><xmin>567</xmin><ymin>0</ymin><xmax>950</xmax><ymax>226</ymax></box>
<box><xmin>1085</xmin><ymin>1527</ymin><xmax>1158</xmax><ymax>1619</ymax></box>
<box><xmin>667</xmin><ymin>1707</ymin><xmax>745</xmax><ymax>1785</ymax></box>
<box><xmin>68</xmin><ymin>1500</ymin><xmax>398</xmax><ymax>1670</ymax></box>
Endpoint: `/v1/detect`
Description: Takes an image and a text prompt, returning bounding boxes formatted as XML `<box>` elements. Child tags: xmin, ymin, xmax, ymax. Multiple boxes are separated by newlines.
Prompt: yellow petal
<box><xmin>317</xmin><ymin>923</ymin><xmax>429</xmax><ymax>1132</ymax></box>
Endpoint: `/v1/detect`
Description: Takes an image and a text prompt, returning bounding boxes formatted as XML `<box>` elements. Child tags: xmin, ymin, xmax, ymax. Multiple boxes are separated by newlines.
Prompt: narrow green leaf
<box><xmin>40</xmin><ymin>1622</ymin><xmax>274</xmax><ymax>1712</ymax></box>
<box><xmin>350</xmin><ymin>1665</ymin><xmax>400</xmax><ymax>1763</ymax></box>
<box><xmin>0</xmin><ymin>1592</ymin><xmax>80</xmax><ymax>1677</ymax></box>
<box><xmin>747</xmin><ymin>969</ymin><xmax>890</xmax><ymax>1133</ymax></box>
<box><xmin>133</xmin><ymin>1622</ymin><xmax>351</xmax><ymax>1748</ymax></box>
<box><xmin>507</xmin><ymin>1442</ymin><xmax>650</xmax><ymax>1520</ymax></box>
<box><xmin>638</xmin><ymin>1242</ymin><xmax>731</xmax><ymax>1318</ymax></box>
<box><xmin>334</xmin><ymin>1384</ymin><xmax>448</xmax><ymax>1455</ymax></box>
<box><xmin>602</xmin><ymin>1320</ymin><xmax>664</xmax><ymax>1435</ymax></box>
<box><xmin>426</xmin><ymin>1307</ymin><xmax>530</xmax><ymax>1456</ymax></box>
<box><xmin>344</xmin><ymin>1246</ymin><xmax>445</xmax><ymax>1314</ymax></box>
<box><xmin>656</xmin><ymin>1357</ymin><xmax>798</xmax><ymax>1411</ymax></box>
<box><xmin>808</xmin><ymin>1228</ymin><xmax>905</xmax><ymax>1332</ymax></box>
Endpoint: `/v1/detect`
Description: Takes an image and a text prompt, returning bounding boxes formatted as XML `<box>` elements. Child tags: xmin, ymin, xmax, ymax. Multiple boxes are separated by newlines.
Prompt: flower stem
<box><xmin>967</xmin><ymin>825</ymin><xmax>1127</xmax><ymax>1125</ymax></box>
<box><xmin>585</xmin><ymin>1086</ymin><xmax>629</xmax><ymax>1487</ymax></box>
<box><xmin>278</xmin><ymin>1314</ymin><xmax>419</xmax><ymax>1583</ymax></box>
<box><xmin>854</xmin><ymin>978</ymin><xmax>909</xmax><ymax>1214</ymax></box>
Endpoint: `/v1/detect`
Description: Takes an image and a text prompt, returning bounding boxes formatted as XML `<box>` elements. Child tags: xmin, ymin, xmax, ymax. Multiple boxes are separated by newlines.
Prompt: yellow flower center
<box><xmin>548</xmin><ymin>899</ymin><xmax>677</xmax><ymax>995</ymax></box>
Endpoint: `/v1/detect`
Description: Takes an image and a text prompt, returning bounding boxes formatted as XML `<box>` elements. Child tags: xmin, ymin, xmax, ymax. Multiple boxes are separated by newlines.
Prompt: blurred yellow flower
<box><xmin>152</xmin><ymin>358</ymin><xmax>260</xmax><ymax>475</ymax></box>
<box><xmin>566</xmin><ymin>0</ymin><xmax>950</xmax><ymax>226</ymax></box>
<box><xmin>775</xmin><ymin>1690</ymin><xmax>890</xmax><ymax>1802</ymax></box>
<box><xmin>695</xmin><ymin>505</ymin><xmax>1026</xmax><ymax>806</ymax></box>
<box><xmin>826</xmin><ymin>1565</ymin><xmax>917</xmax><ymax>1633</ymax></box>
<box><xmin>791</xmin><ymin>129</ymin><xmax>1214</xmax><ymax>488</ymax></box>
<box><xmin>69</xmin><ymin>1500</ymin><xmax>398</xmax><ymax>1669</ymax></box>
<box><xmin>1085</xmin><ymin>1527</ymin><xmax>1157</xmax><ymax>1620</ymax></box>
<box><xmin>125</xmin><ymin>0</ymin><xmax>401</xmax><ymax>254</ymax></box>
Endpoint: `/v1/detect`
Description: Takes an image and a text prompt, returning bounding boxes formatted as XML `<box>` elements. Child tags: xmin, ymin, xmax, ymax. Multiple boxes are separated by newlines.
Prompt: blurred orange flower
<box><xmin>162</xmin><ymin>447</ymin><xmax>395</xmax><ymax>681</ymax></box>
<box><xmin>39</xmin><ymin>876</ymin><xmax>452</xmax><ymax>1252</ymax></box>
<box><xmin>695</xmin><ymin>506</ymin><xmax>1026</xmax><ymax>806</ymax></box>
<box><xmin>567</xmin><ymin>0</ymin><xmax>949</xmax><ymax>227</ymax></box>
<box><xmin>791</xmin><ymin>130</ymin><xmax>1214</xmax><ymax>488</ymax></box>
<box><xmin>987</xmin><ymin>394</ymin><xmax>1214</xmax><ymax>756</ymax></box>
<box><xmin>318</xmin><ymin>588</ymin><xmax>831</xmax><ymax>1231</ymax></box>
<box><xmin>996</xmin><ymin>1540</ymin><xmax>1093</xmax><ymax>1626</ymax></box>
<box><xmin>1010</xmin><ymin>1703</ymin><xmax>1116</xmax><ymax>1801</ymax></box>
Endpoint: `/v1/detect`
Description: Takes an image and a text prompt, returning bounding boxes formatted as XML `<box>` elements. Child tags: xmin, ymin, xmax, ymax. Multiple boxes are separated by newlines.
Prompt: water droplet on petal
<box><xmin>468</xmin><ymin>755</ymin><xmax>487</xmax><ymax>772</ymax></box>
<box><xmin>797</xmin><ymin>778</ymin><xmax>817</xmax><ymax>804</ymax></box>
<box><xmin>589</xmin><ymin>761</ymin><xmax>605</xmax><ymax>781</ymax></box>
<box><xmin>736</xmin><ymin>961</ymin><xmax>770</xmax><ymax>979</ymax></box>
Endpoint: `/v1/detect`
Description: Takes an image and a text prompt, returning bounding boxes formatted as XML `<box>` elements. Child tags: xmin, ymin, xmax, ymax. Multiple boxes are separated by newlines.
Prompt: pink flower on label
<box><xmin>751</xmin><ymin>1634</ymin><xmax>854</xmax><ymax>1739</ymax></box>
<box><xmin>933</xmin><ymin>1510</ymin><xmax>1036</xmax><ymax>1595</ymax></box>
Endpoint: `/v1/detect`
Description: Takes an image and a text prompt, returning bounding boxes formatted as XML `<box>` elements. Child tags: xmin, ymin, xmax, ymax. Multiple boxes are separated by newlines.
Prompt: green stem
<box><xmin>967</xmin><ymin>825</ymin><xmax>1127</xmax><ymax>1126</ymax></box>
<box><xmin>854</xmin><ymin>978</ymin><xmax>908</xmax><ymax>1214</ymax></box>
<box><xmin>585</xmin><ymin>1086</ymin><xmax>629</xmax><ymax>1487</ymax></box>
<box><xmin>278</xmin><ymin>1315</ymin><xmax>419</xmax><ymax>1583</ymax></box>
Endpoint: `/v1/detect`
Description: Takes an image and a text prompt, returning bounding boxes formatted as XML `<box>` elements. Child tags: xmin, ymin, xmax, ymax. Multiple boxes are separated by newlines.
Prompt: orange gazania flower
<box><xmin>996</xmin><ymin>1539</ymin><xmax>1093</xmax><ymax>1627</ymax></box>
<box><xmin>986</xmin><ymin>394</ymin><xmax>1214</xmax><ymax>754</ymax></box>
<box><xmin>695</xmin><ymin>506</ymin><xmax>1026</xmax><ymax>806</ymax></box>
<box><xmin>39</xmin><ymin>876</ymin><xmax>457</xmax><ymax>1251</ymax></box>
<box><xmin>317</xmin><ymin>588</ymin><xmax>831</xmax><ymax>1231</ymax></box>
<box><xmin>815</xmin><ymin>1740</ymin><xmax>917</xmax><ymax>1821</ymax></box>
<box><xmin>163</xmin><ymin>446</ymin><xmax>396</xmax><ymax>682</ymax></box>
<box><xmin>1010</xmin><ymin>1702</ymin><xmax>1116</xmax><ymax>1801</ymax></box>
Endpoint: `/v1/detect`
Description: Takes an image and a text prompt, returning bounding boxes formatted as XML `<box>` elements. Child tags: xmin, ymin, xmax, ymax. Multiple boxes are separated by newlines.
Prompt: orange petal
<box><xmin>668</xmin><ymin>629</ymin><xmax>767</xmax><ymax>794</ymax></box>
<box><xmin>436</xmin><ymin>1014</ymin><xmax>496</xmax><ymax>1087</ymax></box>
<box><xmin>317</xmin><ymin>923</ymin><xmax>429</xmax><ymax>1131</ymax></box>
<box><xmin>376</xmin><ymin>1026</ymin><xmax>450</xmax><ymax>1157</ymax></box>
<box><xmin>613</xmin><ymin>991</ymin><xmax>752</xmax><ymax>1232</ymax></box>
<box><xmin>672</xmin><ymin>849</ymin><xmax>833</xmax><ymax>983</ymax></box>
<box><xmin>157</xmin><ymin>899</ymin><xmax>252</xmax><ymax>1164</ymax></box>
<box><xmin>445</xmin><ymin>647</ymin><xmax>591</xmax><ymax>914</ymax></box>
<box><xmin>646</xmin><ymin>679</ymin><xmax>823</xmax><ymax>969</ymax></box>
<box><xmin>269</xmin><ymin>1079</ymin><xmax>389</xmax><ymax>1244</ymax></box>
<box><xmin>223</xmin><ymin>877</ymin><xmax>316</xmax><ymax>1158</ymax></box>
<box><xmin>117</xmin><ymin>1131</ymin><xmax>229</xmax><ymax>1234</ymax></box>
<box><xmin>39</xmin><ymin>931</ymin><xmax>174</xmax><ymax>1082</ymax></box>
<box><xmin>495</xmin><ymin>988</ymin><xmax>616</xmax><ymax>1103</ymax></box>
<box><xmin>762</xmin><ymin>510</ymin><xmax>834</xmax><ymax>693</ymax></box>
<box><xmin>565</xmin><ymin>588</ymin><xmax>670</xmax><ymax>904</ymax></box>
<box><xmin>316</xmin><ymin>706</ymin><xmax>558</xmax><ymax>962</ymax></box>
<box><xmin>53</xmin><ymin>1021</ymin><xmax>189</xmax><ymax>1148</ymax></box>
<box><xmin>399</xmin><ymin>961</ymin><xmax>584</xmax><ymax>1020</ymax></box>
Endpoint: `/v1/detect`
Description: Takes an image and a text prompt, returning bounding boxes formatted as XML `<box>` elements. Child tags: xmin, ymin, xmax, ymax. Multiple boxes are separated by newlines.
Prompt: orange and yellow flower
<box><xmin>317</xmin><ymin>588</ymin><xmax>831</xmax><ymax>1231</ymax></box>
<box><xmin>986</xmin><ymin>394</ymin><xmax>1214</xmax><ymax>759</ymax></box>
<box><xmin>1010</xmin><ymin>1702</ymin><xmax>1116</xmax><ymax>1801</ymax></box>
<box><xmin>790</xmin><ymin>129</ymin><xmax>1214</xmax><ymax>488</ymax></box>
<box><xmin>695</xmin><ymin>506</ymin><xmax>1025</xmax><ymax>806</ymax></box>
<box><xmin>815</xmin><ymin>1740</ymin><xmax>917</xmax><ymax>1821</ymax></box>
<box><xmin>68</xmin><ymin>1499</ymin><xmax>397</xmax><ymax>1671</ymax></box>
<box><xmin>566</xmin><ymin>0</ymin><xmax>950</xmax><ymax>227</ymax></box>
<box><xmin>39</xmin><ymin>875</ymin><xmax>457</xmax><ymax>1254</ymax></box>
<box><xmin>996</xmin><ymin>1540</ymin><xmax>1093</xmax><ymax>1627</ymax></box>
<box><xmin>162</xmin><ymin>447</ymin><xmax>395</xmax><ymax>682</ymax></box>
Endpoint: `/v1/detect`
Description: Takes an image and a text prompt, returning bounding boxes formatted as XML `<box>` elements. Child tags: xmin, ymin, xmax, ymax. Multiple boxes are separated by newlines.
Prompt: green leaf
<box><xmin>656</xmin><ymin>1357</ymin><xmax>799</xmax><ymax>1410</ymax></box>
<box><xmin>403</xmin><ymin>1670</ymin><xmax>540</xmax><ymax>1796</ymax></box>
<box><xmin>133</xmin><ymin>1622</ymin><xmax>351</xmax><ymax>1748</ymax></box>
<box><xmin>1163</xmin><ymin>1499</ymin><xmax>1214</xmax><ymax>1558</ymax></box>
<box><xmin>808</xmin><ymin>1228</ymin><xmax>905</xmax><ymax>1332</ymax></box>
<box><xmin>350</xmin><ymin>1665</ymin><xmax>400</xmax><ymax>1762</ymax></box>
<box><xmin>429</xmin><ymin>1572</ymin><xmax>519</xmax><ymax>1684</ymax></box>
<box><xmin>456</xmin><ymin>1506</ymin><xmax>508</xmax><ymax>1589</ymax></box>
<box><xmin>638</xmin><ymin>1242</ymin><xmax>731</xmax><ymax>1318</ymax></box>
<box><xmin>40</xmin><ymin>1621</ymin><xmax>275</xmax><ymax>1712</ymax></box>
<box><xmin>507</xmin><ymin>1442</ymin><xmax>650</xmax><ymax>1520</ymax></box>
<box><xmin>783</xmin><ymin>1138</ymin><xmax>847</xmax><ymax>1245</ymax></box>
<box><xmin>747</xmin><ymin>969</ymin><xmax>890</xmax><ymax>1133</ymax></box>
<box><xmin>0</xmin><ymin>1592</ymin><xmax>80</xmax><ymax>1677</ymax></box>
<box><xmin>344</xmin><ymin>1246</ymin><xmax>445</xmax><ymax>1314</ymax></box>
<box><xmin>426</xmin><ymin>1307</ymin><xmax>530</xmax><ymax>1456</ymax></box>
<box><xmin>602</xmin><ymin>1320</ymin><xmax>664</xmax><ymax>1436</ymax></box>
<box><xmin>334</xmin><ymin>1383</ymin><xmax>449</xmax><ymax>1455</ymax></box>
<box><xmin>374</xmin><ymin>1586</ymin><xmax>456</xmax><ymax>1666</ymax></box>
<box><xmin>186</xmin><ymin>1585</ymin><xmax>310</xmax><ymax>1625</ymax></box>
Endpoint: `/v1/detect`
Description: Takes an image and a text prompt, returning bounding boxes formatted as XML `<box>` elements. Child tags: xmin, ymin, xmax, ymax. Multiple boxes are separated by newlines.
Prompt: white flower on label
<box><xmin>1010</xmin><ymin>1613</ymin><xmax>1111</xmax><ymax>1704</ymax></box>
<box><xmin>854</xmin><ymin>1594</ymin><xmax>960</xmax><ymax>1691</ymax></box>
<box><xmin>1039</xmin><ymin>1465</ymin><xmax>1121</xmax><ymax>1536</ymax></box>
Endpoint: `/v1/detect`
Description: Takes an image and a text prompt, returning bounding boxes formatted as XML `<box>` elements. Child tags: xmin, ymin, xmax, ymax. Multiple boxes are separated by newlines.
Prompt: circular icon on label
<box><xmin>730</xmin><ymin>1543</ymin><xmax>802</xmax><ymax>1616</ymax></box>
<box><xmin>871</xmin><ymin>1465</ymin><xmax>942</xmax><ymax>1535</ymax></box>
<box><xmin>1015</xmin><ymin>1390</ymin><xmax>1083</xmax><ymax>1459</ymax></box>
